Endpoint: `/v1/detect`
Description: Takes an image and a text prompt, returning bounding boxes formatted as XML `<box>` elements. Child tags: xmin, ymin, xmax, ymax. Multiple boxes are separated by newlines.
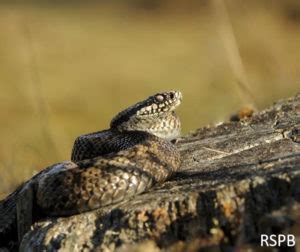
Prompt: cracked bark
<box><xmin>11</xmin><ymin>94</ymin><xmax>300</xmax><ymax>251</ymax></box>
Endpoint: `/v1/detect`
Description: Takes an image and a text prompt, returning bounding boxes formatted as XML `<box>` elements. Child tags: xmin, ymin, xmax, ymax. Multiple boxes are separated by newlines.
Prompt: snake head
<box><xmin>110</xmin><ymin>91</ymin><xmax>182</xmax><ymax>136</ymax></box>
<box><xmin>136</xmin><ymin>90</ymin><xmax>182</xmax><ymax>117</ymax></box>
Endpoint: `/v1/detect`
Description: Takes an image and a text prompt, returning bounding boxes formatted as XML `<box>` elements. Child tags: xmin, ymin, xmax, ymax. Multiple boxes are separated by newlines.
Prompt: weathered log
<box><xmin>13</xmin><ymin>94</ymin><xmax>300</xmax><ymax>251</ymax></box>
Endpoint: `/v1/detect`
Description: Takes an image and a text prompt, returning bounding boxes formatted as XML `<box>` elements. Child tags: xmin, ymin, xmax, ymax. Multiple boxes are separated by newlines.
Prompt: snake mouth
<box><xmin>170</xmin><ymin>90</ymin><xmax>182</xmax><ymax>109</ymax></box>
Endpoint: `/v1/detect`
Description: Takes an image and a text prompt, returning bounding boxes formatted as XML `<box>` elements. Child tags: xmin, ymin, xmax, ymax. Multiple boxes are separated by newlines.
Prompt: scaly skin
<box><xmin>71</xmin><ymin>91</ymin><xmax>182</xmax><ymax>162</ymax></box>
<box><xmin>0</xmin><ymin>90</ymin><xmax>182</xmax><ymax>249</ymax></box>
<box><xmin>37</xmin><ymin>133</ymin><xmax>180</xmax><ymax>215</ymax></box>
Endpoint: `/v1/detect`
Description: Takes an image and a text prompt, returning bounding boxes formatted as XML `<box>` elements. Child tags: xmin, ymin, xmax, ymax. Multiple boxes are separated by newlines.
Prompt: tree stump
<box><xmin>13</xmin><ymin>94</ymin><xmax>300</xmax><ymax>251</ymax></box>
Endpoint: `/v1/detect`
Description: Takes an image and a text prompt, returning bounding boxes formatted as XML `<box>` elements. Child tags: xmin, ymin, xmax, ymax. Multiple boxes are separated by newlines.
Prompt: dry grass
<box><xmin>0</xmin><ymin>1</ymin><xmax>299</xmax><ymax>197</ymax></box>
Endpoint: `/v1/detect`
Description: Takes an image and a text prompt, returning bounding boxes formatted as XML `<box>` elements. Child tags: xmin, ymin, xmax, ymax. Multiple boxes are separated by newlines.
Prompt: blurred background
<box><xmin>0</xmin><ymin>0</ymin><xmax>299</xmax><ymax>198</ymax></box>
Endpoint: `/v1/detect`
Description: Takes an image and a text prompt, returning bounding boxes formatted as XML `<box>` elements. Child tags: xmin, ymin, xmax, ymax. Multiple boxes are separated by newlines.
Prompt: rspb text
<box><xmin>261</xmin><ymin>234</ymin><xmax>296</xmax><ymax>247</ymax></box>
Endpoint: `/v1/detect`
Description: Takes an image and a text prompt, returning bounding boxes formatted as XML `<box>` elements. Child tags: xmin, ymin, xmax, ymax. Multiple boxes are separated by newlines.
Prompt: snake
<box><xmin>0</xmin><ymin>90</ymin><xmax>182</xmax><ymax>247</ymax></box>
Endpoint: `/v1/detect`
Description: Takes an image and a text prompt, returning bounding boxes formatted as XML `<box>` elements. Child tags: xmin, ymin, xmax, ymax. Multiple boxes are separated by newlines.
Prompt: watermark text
<box><xmin>261</xmin><ymin>234</ymin><xmax>295</xmax><ymax>247</ymax></box>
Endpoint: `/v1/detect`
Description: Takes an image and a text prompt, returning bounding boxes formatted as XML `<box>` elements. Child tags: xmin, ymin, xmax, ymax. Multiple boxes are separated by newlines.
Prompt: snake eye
<box><xmin>156</xmin><ymin>95</ymin><xmax>164</xmax><ymax>102</ymax></box>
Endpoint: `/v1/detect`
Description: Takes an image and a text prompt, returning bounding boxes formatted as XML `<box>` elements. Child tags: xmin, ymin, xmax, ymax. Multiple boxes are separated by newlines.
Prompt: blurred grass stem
<box><xmin>23</xmin><ymin>22</ymin><xmax>60</xmax><ymax>161</ymax></box>
<box><xmin>212</xmin><ymin>0</ymin><xmax>257</xmax><ymax>108</ymax></box>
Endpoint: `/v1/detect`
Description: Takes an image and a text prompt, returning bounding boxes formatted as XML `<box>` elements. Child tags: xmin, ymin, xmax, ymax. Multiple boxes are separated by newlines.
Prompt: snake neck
<box><xmin>111</xmin><ymin>111</ymin><xmax>181</xmax><ymax>141</ymax></box>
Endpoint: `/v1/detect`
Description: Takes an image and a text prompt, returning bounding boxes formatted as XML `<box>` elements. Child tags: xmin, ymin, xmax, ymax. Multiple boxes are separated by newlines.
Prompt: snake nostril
<box><xmin>170</xmin><ymin>93</ymin><xmax>175</xmax><ymax>99</ymax></box>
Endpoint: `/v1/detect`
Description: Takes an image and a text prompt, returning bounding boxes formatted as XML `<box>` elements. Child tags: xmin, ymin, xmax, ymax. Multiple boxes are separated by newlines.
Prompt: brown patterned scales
<box><xmin>0</xmin><ymin>91</ymin><xmax>182</xmax><ymax>249</ymax></box>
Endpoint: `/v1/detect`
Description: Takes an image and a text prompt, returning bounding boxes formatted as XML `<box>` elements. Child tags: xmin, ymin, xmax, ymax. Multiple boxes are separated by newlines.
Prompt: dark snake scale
<box><xmin>0</xmin><ymin>91</ymin><xmax>182</xmax><ymax>243</ymax></box>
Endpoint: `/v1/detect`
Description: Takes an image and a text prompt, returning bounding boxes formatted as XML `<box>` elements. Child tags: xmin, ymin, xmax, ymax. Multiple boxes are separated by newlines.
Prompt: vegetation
<box><xmin>0</xmin><ymin>1</ymin><xmax>299</xmax><ymax>198</ymax></box>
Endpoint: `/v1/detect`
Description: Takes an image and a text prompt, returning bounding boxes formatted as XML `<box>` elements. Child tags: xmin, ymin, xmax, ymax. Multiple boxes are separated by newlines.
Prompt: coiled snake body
<box><xmin>0</xmin><ymin>91</ymin><xmax>182</xmax><ymax>246</ymax></box>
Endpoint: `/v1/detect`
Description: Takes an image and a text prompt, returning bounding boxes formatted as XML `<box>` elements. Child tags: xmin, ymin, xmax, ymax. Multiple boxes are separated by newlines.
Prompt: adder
<box><xmin>0</xmin><ymin>90</ymin><xmax>182</xmax><ymax>248</ymax></box>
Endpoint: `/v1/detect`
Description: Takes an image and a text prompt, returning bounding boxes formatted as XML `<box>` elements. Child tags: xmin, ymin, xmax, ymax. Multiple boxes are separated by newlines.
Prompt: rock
<box><xmin>11</xmin><ymin>94</ymin><xmax>300</xmax><ymax>251</ymax></box>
